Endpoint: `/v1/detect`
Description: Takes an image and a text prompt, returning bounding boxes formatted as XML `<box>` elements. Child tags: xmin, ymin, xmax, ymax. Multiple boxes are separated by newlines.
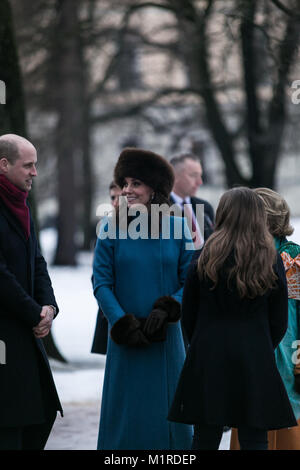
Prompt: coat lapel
<box><xmin>27</xmin><ymin>218</ymin><xmax>35</xmax><ymax>294</ymax></box>
<box><xmin>0</xmin><ymin>200</ymin><xmax>34</xmax><ymax>294</ymax></box>
<box><xmin>0</xmin><ymin>200</ymin><xmax>28</xmax><ymax>244</ymax></box>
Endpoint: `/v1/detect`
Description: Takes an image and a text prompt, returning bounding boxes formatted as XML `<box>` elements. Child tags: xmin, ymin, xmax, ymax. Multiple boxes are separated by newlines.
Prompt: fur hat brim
<box><xmin>114</xmin><ymin>147</ymin><xmax>174</xmax><ymax>198</ymax></box>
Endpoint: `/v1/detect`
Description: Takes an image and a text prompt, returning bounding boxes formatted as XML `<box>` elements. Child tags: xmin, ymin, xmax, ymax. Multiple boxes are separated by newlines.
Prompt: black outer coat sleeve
<box><xmin>268</xmin><ymin>253</ymin><xmax>289</xmax><ymax>349</ymax></box>
<box><xmin>204</xmin><ymin>200</ymin><xmax>215</xmax><ymax>225</ymax></box>
<box><xmin>33</xmin><ymin>240</ymin><xmax>59</xmax><ymax>316</ymax></box>
<box><xmin>0</xmin><ymin>248</ymin><xmax>42</xmax><ymax>328</ymax></box>
<box><xmin>181</xmin><ymin>261</ymin><xmax>201</xmax><ymax>344</ymax></box>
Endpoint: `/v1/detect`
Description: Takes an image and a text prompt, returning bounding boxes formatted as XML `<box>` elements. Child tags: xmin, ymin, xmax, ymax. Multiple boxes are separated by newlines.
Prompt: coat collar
<box><xmin>170</xmin><ymin>192</ymin><xmax>192</xmax><ymax>206</ymax></box>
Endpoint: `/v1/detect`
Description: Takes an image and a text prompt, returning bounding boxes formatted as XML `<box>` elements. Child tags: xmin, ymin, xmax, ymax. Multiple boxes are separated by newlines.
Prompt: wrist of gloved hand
<box><xmin>110</xmin><ymin>314</ymin><xmax>150</xmax><ymax>347</ymax></box>
<box><xmin>295</xmin><ymin>374</ymin><xmax>300</xmax><ymax>394</ymax></box>
<box><xmin>152</xmin><ymin>296</ymin><xmax>181</xmax><ymax>323</ymax></box>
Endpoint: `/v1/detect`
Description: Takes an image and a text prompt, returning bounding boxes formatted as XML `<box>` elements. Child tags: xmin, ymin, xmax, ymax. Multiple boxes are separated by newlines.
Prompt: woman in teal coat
<box><xmin>93</xmin><ymin>148</ymin><xmax>194</xmax><ymax>450</ymax></box>
<box><xmin>254</xmin><ymin>188</ymin><xmax>300</xmax><ymax>449</ymax></box>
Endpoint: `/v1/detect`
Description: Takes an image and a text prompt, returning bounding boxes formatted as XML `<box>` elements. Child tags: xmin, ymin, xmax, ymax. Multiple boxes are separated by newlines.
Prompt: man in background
<box><xmin>109</xmin><ymin>181</ymin><xmax>121</xmax><ymax>210</ymax></box>
<box><xmin>0</xmin><ymin>134</ymin><xmax>62</xmax><ymax>450</ymax></box>
<box><xmin>170</xmin><ymin>153</ymin><xmax>214</xmax><ymax>244</ymax></box>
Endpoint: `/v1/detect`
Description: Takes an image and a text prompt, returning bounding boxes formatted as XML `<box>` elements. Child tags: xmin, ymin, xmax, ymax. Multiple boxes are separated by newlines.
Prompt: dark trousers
<box><xmin>192</xmin><ymin>424</ymin><xmax>268</xmax><ymax>450</ymax></box>
<box><xmin>0</xmin><ymin>413</ymin><xmax>56</xmax><ymax>450</ymax></box>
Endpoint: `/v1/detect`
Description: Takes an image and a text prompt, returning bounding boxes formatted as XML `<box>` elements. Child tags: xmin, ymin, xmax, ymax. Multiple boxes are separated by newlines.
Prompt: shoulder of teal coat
<box><xmin>276</xmin><ymin>236</ymin><xmax>300</xmax><ymax>258</ymax></box>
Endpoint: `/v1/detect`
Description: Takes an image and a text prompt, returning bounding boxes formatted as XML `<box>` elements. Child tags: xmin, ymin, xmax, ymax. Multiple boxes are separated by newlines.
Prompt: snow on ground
<box><xmin>41</xmin><ymin>219</ymin><xmax>300</xmax><ymax>450</ymax></box>
<box><xmin>290</xmin><ymin>218</ymin><xmax>300</xmax><ymax>245</ymax></box>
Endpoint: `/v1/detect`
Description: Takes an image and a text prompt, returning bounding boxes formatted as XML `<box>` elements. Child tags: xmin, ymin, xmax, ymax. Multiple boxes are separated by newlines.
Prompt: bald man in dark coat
<box><xmin>0</xmin><ymin>134</ymin><xmax>62</xmax><ymax>450</ymax></box>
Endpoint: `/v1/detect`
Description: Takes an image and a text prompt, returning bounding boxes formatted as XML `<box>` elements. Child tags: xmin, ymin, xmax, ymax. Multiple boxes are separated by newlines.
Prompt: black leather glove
<box><xmin>295</xmin><ymin>374</ymin><xmax>300</xmax><ymax>394</ymax></box>
<box><xmin>126</xmin><ymin>329</ymin><xmax>150</xmax><ymax>347</ymax></box>
<box><xmin>142</xmin><ymin>296</ymin><xmax>181</xmax><ymax>343</ymax></box>
<box><xmin>143</xmin><ymin>308</ymin><xmax>168</xmax><ymax>336</ymax></box>
<box><xmin>152</xmin><ymin>296</ymin><xmax>181</xmax><ymax>323</ymax></box>
<box><xmin>110</xmin><ymin>314</ymin><xmax>150</xmax><ymax>347</ymax></box>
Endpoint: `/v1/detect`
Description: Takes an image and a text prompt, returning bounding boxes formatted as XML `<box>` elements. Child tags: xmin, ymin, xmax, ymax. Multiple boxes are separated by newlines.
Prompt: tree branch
<box><xmin>90</xmin><ymin>80</ymin><xmax>230</xmax><ymax>124</ymax></box>
<box><xmin>188</xmin><ymin>0</ymin><xmax>246</xmax><ymax>185</ymax></box>
<box><xmin>123</xmin><ymin>1</ymin><xmax>177</xmax><ymax>21</ymax></box>
<box><xmin>89</xmin><ymin>2</ymin><xmax>175</xmax><ymax>100</ymax></box>
<box><xmin>270</xmin><ymin>0</ymin><xmax>300</xmax><ymax>19</ymax></box>
<box><xmin>268</xmin><ymin>8</ymin><xmax>300</xmax><ymax>129</ymax></box>
<box><xmin>90</xmin><ymin>87</ymin><xmax>201</xmax><ymax>124</ymax></box>
<box><xmin>240</xmin><ymin>1</ymin><xmax>262</xmax><ymax>147</ymax></box>
<box><xmin>125</xmin><ymin>29</ymin><xmax>179</xmax><ymax>54</ymax></box>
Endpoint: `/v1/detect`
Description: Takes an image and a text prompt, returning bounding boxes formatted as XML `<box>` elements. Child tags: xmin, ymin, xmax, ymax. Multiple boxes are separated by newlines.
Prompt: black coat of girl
<box><xmin>168</xmin><ymin>253</ymin><xmax>297</xmax><ymax>430</ymax></box>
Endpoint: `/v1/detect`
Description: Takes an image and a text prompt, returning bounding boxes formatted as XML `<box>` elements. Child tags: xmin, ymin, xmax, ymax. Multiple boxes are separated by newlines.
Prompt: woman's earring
<box><xmin>151</xmin><ymin>193</ymin><xmax>155</xmax><ymax>201</ymax></box>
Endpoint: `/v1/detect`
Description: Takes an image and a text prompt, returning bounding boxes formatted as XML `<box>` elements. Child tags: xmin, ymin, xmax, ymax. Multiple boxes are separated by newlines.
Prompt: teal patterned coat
<box><xmin>93</xmin><ymin>216</ymin><xmax>194</xmax><ymax>450</ymax></box>
<box><xmin>275</xmin><ymin>237</ymin><xmax>300</xmax><ymax>420</ymax></box>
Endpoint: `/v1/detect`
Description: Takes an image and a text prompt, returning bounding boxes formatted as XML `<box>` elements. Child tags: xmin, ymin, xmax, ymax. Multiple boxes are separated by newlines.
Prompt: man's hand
<box><xmin>33</xmin><ymin>305</ymin><xmax>55</xmax><ymax>338</ymax></box>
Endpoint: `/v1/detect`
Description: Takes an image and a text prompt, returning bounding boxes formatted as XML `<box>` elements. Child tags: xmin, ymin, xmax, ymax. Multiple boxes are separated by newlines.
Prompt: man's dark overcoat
<box><xmin>190</xmin><ymin>196</ymin><xmax>214</xmax><ymax>241</ymax></box>
<box><xmin>0</xmin><ymin>200</ymin><xmax>62</xmax><ymax>427</ymax></box>
<box><xmin>170</xmin><ymin>194</ymin><xmax>214</xmax><ymax>242</ymax></box>
<box><xmin>168</xmin><ymin>254</ymin><xmax>297</xmax><ymax>430</ymax></box>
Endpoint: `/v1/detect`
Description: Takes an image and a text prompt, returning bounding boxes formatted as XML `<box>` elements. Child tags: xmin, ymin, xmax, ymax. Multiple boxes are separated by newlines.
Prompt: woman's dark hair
<box><xmin>197</xmin><ymin>187</ymin><xmax>278</xmax><ymax>299</ymax></box>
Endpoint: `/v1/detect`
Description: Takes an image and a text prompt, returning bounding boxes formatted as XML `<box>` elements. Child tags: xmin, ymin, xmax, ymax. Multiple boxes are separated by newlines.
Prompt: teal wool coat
<box><xmin>275</xmin><ymin>237</ymin><xmax>300</xmax><ymax>420</ymax></box>
<box><xmin>93</xmin><ymin>216</ymin><xmax>194</xmax><ymax>450</ymax></box>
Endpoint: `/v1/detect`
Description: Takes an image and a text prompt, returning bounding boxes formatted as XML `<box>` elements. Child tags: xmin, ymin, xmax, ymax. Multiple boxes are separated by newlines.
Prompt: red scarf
<box><xmin>0</xmin><ymin>174</ymin><xmax>30</xmax><ymax>239</ymax></box>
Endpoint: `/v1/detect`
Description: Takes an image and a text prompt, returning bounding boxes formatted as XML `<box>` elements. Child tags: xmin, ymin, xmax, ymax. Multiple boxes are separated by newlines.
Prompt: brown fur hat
<box><xmin>114</xmin><ymin>147</ymin><xmax>174</xmax><ymax>198</ymax></box>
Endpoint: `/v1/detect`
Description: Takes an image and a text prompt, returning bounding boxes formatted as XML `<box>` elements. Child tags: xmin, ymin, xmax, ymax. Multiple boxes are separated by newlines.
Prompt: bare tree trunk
<box><xmin>260</xmin><ymin>7</ymin><xmax>300</xmax><ymax>188</ymax></box>
<box><xmin>175</xmin><ymin>0</ymin><xmax>246</xmax><ymax>187</ymax></box>
<box><xmin>53</xmin><ymin>0</ymin><xmax>84</xmax><ymax>266</ymax></box>
<box><xmin>174</xmin><ymin>0</ymin><xmax>300</xmax><ymax>189</ymax></box>
<box><xmin>0</xmin><ymin>0</ymin><xmax>26</xmax><ymax>135</ymax></box>
<box><xmin>0</xmin><ymin>0</ymin><xmax>66</xmax><ymax>361</ymax></box>
<box><xmin>81</xmin><ymin>99</ymin><xmax>94</xmax><ymax>251</ymax></box>
<box><xmin>240</xmin><ymin>0</ymin><xmax>299</xmax><ymax>188</ymax></box>
<box><xmin>0</xmin><ymin>0</ymin><xmax>40</xmax><ymax>242</ymax></box>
